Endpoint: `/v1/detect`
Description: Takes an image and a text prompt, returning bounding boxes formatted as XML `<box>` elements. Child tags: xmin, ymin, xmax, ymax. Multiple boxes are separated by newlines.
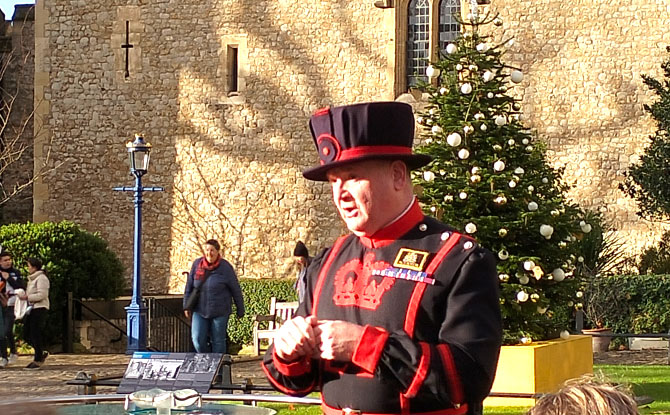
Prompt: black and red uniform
<box><xmin>262</xmin><ymin>201</ymin><xmax>502</xmax><ymax>415</ymax></box>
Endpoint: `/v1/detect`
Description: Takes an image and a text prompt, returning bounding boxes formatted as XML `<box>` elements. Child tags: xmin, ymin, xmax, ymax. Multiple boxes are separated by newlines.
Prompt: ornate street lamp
<box><xmin>127</xmin><ymin>135</ymin><xmax>152</xmax><ymax>176</ymax></box>
<box><xmin>114</xmin><ymin>134</ymin><xmax>164</xmax><ymax>353</ymax></box>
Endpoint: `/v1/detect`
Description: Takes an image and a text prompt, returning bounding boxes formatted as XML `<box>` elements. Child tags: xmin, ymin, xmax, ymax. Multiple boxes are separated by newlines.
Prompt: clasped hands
<box><xmin>273</xmin><ymin>315</ymin><xmax>365</xmax><ymax>363</ymax></box>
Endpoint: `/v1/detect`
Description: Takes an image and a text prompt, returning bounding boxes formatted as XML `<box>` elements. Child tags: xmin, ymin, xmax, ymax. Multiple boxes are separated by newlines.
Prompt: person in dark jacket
<box><xmin>292</xmin><ymin>241</ymin><xmax>312</xmax><ymax>303</ymax></box>
<box><xmin>183</xmin><ymin>239</ymin><xmax>245</xmax><ymax>353</ymax></box>
<box><xmin>262</xmin><ymin>102</ymin><xmax>502</xmax><ymax>415</ymax></box>
<box><xmin>0</xmin><ymin>251</ymin><xmax>25</xmax><ymax>367</ymax></box>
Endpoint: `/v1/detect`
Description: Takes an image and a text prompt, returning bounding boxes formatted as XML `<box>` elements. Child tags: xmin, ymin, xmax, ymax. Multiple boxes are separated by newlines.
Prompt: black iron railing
<box><xmin>66</xmin><ymin>293</ymin><xmax>192</xmax><ymax>353</ymax></box>
<box><xmin>575</xmin><ymin>309</ymin><xmax>670</xmax><ymax>364</ymax></box>
<box><xmin>146</xmin><ymin>297</ymin><xmax>192</xmax><ymax>352</ymax></box>
<box><xmin>65</xmin><ymin>292</ymin><xmax>127</xmax><ymax>353</ymax></box>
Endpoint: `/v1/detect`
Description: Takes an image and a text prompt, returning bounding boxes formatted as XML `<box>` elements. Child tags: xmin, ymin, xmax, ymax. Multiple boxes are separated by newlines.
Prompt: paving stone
<box><xmin>0</xmin><ymin>354</ymin><xmax>268</xmax><ymax>399</ymax></box>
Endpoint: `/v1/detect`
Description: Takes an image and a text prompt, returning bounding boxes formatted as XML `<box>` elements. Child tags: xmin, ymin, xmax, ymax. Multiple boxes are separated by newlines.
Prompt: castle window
<box><xmin>439</xmin><ymin>0</ymin><xmax>461</xmax><ymax>49</ymax></box>
<box><xmin>396</xmin><ymin>0</ymin><xmax>463</xmax><ymax>95</ymax></box>
<box><xmin>227</xmin><ymin>45</ymin><xmax>239</xmax><ymax>95</ymax></box>
<box><xmin>406</xmin><ymin>0</ymin><xmax>431</xmax><ymax>88</ymax></box>
<box><xmin>217</xmin><ymin>34</ymin><xmax>248</xmax><ymax>105</ymax></box>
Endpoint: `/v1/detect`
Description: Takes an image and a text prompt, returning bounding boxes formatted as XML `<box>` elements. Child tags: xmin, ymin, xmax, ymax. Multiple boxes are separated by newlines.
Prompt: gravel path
<box><xmin>0</xmin><ymin>350</ymin><xmax>666</xmax><ymax>399</ymax></box>
<box><xmin>0</xmin><ymin>354</ymin><xmax>267</xmax><ymax>398</ymax></box>
<box><xmin>594</xmin><ymin>349</ymin><xmax>670</xmax><ymax>366</ymax></box>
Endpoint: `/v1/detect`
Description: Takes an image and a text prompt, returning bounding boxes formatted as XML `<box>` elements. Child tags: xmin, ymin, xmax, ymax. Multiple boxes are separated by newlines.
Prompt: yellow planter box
<box><xmin>485</xmin><ymin>335</ymin><xmax>593</xmax><ymax>407</ymax></box>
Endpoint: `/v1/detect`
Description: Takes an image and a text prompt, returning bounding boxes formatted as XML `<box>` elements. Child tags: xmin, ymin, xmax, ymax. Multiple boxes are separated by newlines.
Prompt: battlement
<box><xmin>1</xmin><ymin>4</ymin><xmax>34</xmax><ymax>28</ymax></box>
<box><xmin>12</xmin><ymin>4</ymin><xmax>35</xmax><ymax>22</ymax></box>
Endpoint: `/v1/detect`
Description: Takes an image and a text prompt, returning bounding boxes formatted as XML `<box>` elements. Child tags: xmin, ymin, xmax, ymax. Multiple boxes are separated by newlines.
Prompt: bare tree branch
<box><xmin>172</xmin><ymin>118</ymin><xmax>270</xmax><ymax>276</ymax></box>
<box><xmin>0</xmin><ymin>12</ymin><xmax>62</xmax><ymax>211</ymax></box>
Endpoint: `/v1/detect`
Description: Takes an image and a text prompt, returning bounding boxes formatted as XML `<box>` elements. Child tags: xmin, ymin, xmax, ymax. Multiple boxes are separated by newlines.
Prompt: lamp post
<box><xmin>114</xmin><ymin>134</ymin><xmax>164</xmax><ymax>353</ymax></box>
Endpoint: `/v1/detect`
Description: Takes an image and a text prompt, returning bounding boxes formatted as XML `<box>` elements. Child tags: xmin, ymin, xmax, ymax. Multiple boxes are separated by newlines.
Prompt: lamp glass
<box><xmin>129</xmin><ymin>149</ymin><xmax>150</xmax><ymax>174</ymax></box>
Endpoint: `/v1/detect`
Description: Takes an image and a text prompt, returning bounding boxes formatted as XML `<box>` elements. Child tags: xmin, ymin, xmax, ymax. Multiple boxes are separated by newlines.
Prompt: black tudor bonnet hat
<box><xmin>302</xmin><ymin>101</ymin><xmax>432</xmax><ymax>181</ymax></box>
<box><xmin>293</xmin><ymin>241</ymin><xmax>309</xmax><ymax>258</ymax></box>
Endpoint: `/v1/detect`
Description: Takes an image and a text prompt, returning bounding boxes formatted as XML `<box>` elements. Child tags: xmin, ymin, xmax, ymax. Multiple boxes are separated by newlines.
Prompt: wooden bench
<box><xmin>253</xmin><ymin>297</ymin><xmax>299</xmax><ymax>356</ymax></box>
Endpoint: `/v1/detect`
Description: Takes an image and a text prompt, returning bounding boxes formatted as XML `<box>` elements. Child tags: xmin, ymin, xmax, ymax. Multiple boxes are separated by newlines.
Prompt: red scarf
<box><xmin>195</xmin><ymin>256</ymin><xmax>221</xmax><ymax>280</ymax></box>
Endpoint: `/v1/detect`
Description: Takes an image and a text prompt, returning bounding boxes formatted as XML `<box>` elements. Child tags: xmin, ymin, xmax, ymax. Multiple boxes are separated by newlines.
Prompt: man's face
<box><xmin>0</xmin><ymin>256</ymin><xmax>12</xmax><ymax>269</ymax></box>
<box><xmin>327</xmin><ymin>160</ymin><xmax>396</xmax><ymax>236</ymax></box>
<box><xmin>294</xmin><ymin>256</ymin><xmax>307</xmax><ymax>266</ymax></box>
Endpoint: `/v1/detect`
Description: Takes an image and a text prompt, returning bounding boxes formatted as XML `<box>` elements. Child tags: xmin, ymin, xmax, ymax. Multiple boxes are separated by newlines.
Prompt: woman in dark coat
<box><xmin>183</xmin><ymin>239</ymin><xmax>244</xmax><ymax>353</ymax></box>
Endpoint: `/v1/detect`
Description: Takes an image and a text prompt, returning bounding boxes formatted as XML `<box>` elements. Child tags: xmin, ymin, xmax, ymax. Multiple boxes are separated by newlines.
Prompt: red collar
<box><xmin>359</xmin><ymin>200</ymin><xmax>424</xmax><ymax>249</ymax></box>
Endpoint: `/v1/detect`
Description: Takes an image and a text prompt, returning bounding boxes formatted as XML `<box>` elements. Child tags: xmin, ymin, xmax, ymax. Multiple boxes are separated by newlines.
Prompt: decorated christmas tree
<box><xmin>412</xmin><ymin>9</ymin><xmax>590</xmax><ymax>344</ymax></box>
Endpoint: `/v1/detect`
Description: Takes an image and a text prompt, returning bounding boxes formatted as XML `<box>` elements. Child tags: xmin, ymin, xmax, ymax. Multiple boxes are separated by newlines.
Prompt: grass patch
<box><xmin>597</xmin><ymin>364</ymin><xmax>670</xmax><ymax>414</ymax></box>
<box><xmin>481</xmin><ymin>364</ymin><xmax>670</xmax><ymax>414</ymax></box>
<box><xmin>483</xmin><ymin>407</ymin><xmax>531</xmax><ymax>415</ymax></box>
<box><xmin>258</xmin><ymin>401</ymin><xmax>533</xmax><ymax>415</ymax></box>
<box><xmin>253</xmin><ymin>364</ymin><xmax>670</xmax><ymax>415</ymax></box>
<box><xmin>259</xmin><ymin>402</ymin><xmax>321</xmax><ymax>415</ymax></box>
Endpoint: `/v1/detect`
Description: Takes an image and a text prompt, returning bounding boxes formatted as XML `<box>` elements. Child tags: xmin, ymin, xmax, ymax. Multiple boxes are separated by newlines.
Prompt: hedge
<box><xmin>585</xmin><ymin>274</ymin><xmax>670</xmax><ymax>335</ymax></box>
<box><xmin>0</xmin><ymin>221</ymin><xmax>125</xmax><ymax>346</ymax></box>
<box><xmin>227</xmin><ymin>278</ymin><xmax>297</xmax><ymax>347</ymax></box>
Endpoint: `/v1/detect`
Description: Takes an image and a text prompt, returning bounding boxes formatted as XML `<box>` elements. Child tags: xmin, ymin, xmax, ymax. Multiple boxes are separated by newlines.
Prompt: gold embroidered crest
<box><xmin>393</xmin><ymin>248</ymin><xmax>429</xmax><ymax>271</ymax></box>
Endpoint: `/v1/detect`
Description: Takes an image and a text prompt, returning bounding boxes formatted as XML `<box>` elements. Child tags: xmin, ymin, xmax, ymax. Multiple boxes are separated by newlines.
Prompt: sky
<box><xmin>1</xmin><ymin>0</ymin><xmax>33</xmax><ymax>20</ymax></box>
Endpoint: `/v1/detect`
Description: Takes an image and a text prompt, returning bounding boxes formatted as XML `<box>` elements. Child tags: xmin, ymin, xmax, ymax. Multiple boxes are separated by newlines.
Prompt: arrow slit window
<box><xmin>227</xmin><ymin>45</ymin><xmax>239</xmax><ymax>95</ymax></box>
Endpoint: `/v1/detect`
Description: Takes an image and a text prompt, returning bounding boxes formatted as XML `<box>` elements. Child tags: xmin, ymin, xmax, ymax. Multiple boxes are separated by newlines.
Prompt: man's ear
<box><xmin>390</xmin><ymin>160</ymin><xmax>409</xmax><ymax>191</ymax></box>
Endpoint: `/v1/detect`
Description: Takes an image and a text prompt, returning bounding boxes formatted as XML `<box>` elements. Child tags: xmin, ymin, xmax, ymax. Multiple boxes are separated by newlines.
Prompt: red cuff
<box><xmin>261</xmin><ymin>360</ymin><xmax>317</xmax><ymax>396</ymax></box>
<box><xmin>272</xmin><ymin>350</ymin><xmax>312</xmax><ymax>377</ymax></box>
<box><xmin>351</xmin><ymin>325</ymin><xmax>389</xmax><ymax>373</ymax></box>
<box><xmin>437</xmin><ymin>344</ymin><xmax>464</xmax><ymax>405</ymax></box>
<box><xmin>403</xmin><ymin>342</ymin><xmax>430</xmax><ymax>398</ymax></box>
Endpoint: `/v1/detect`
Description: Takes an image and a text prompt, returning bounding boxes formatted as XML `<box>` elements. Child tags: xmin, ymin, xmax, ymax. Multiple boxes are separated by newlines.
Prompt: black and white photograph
<box><xmin>123</xmin><ymin>359</ymin><xmax>149</xmax><ymax>379</ymax></box>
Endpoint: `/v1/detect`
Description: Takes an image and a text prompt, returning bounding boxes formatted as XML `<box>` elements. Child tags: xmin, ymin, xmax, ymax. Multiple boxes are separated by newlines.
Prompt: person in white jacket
<box><xmin>19</xmin><ymin>257</ymin><xmax>50</xmax><ymax>369</ymax></box>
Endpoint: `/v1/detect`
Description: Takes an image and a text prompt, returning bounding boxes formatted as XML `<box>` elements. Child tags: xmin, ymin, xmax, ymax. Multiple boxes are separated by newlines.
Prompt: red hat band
<box><xmin>339</xmin><ymin>146</ymin><xmax>413</xmax><ymax>161</ymax></box>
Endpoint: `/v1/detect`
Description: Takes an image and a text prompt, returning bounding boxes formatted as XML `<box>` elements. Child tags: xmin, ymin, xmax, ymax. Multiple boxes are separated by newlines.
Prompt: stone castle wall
<box><xmin>33</xmin><ymin>0</ymin><xmax>669</xmax><ymax>293</ymax></box>
<box><xmin>1</xmin><ymin>6</ymin><xmax>35</xmax><ymax>224</ymax></box>
<box><xmin>75</xmin><ymin>318</ymin><xmax>127</xmax><ymax>354</ymax></box>
<box><xmin>491</xmin><ymin>0</ymin><xmax>670</xmax><ymax>252</ymax></box>
<box><xmin>34</xmin><ymin>0</ymin><xmax>391</xmax><ymax>293</ymax></box>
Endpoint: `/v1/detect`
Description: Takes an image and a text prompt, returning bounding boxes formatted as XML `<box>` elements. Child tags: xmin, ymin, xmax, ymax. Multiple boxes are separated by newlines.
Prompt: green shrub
<box><xmin>574</xmin><ymin>210</ymin><xmax>633</xmax><ymax>328</ymax></box>
<box><xmin>639</xmin><ymin>229</ymin><xmax>670</xmax><ymax>275</ymax></box>
<box><xmin>0</xmin><ymin>221</ymin><xmax>125</xmax><ymax>346</ymax></box>
<box><xmin>574</xmin><ymin>210</ymin><xmax>628</xmax><ymax>279</ymax></box>
<box><xmin>228</xmin><ymin>278</ymin><xmax>297</xmax><ymax>347</ymax></box>
<box><xmin>586</xmin><ymin>274</ymin><xmax>670</xmax><ymax>334</ymax></box>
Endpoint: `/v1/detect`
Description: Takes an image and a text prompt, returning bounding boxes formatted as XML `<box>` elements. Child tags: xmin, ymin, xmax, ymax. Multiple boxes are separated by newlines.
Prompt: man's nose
<box><xmin>338</xmin><ymin>188</ymin><xmax>353</xmax><ymax>201</ymax></box>
<box><xmin>331</xmin><ymin>180</ymin><xmax>343</xmax><ymax>194</ymax></box>
<box><xmin>334</xmin><ymin>183</ymin><xmax>348</xmax><ymax>196</ymax></box>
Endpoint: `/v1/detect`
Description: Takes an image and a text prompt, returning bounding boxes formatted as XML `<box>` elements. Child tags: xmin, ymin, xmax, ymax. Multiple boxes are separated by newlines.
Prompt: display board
<box><xmin>117</xmin><ymin>352</ymin><xmax>223</xmax><ymax>393</ymax></box>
